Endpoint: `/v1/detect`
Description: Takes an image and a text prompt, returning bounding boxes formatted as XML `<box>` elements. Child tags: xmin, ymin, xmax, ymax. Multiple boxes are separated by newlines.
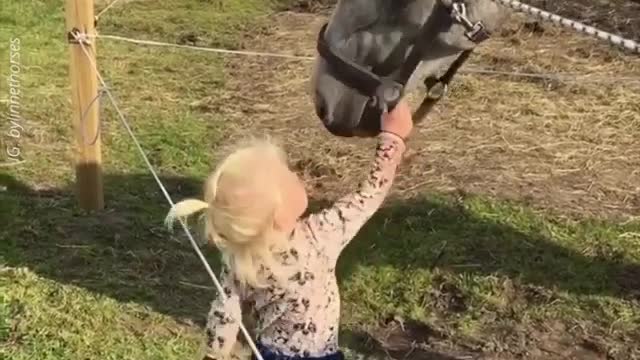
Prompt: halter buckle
<box><xmin>451</xmin><ymin>2</ymin><xmax>490</xmax><ymax>43</ymax></box>
<box><xmin>465</xmin><ymin>22</ymin><xmax>490</xmax><ymax>43</ymax></box>
<box><xmin>372</xmin><ymin>81</ymin><xmax>404</xmax><ymax>113</ymax></box>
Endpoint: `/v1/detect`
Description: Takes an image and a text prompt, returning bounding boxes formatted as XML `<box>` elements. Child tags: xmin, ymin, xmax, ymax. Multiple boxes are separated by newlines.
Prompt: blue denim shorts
<box><xmin>252</xmin><ymin>343</ymin><xmax>345</xmax><ymax>360</ymax></box>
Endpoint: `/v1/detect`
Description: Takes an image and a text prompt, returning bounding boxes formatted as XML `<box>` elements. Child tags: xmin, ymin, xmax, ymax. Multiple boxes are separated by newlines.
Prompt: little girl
<box><xmin>165</xmin><ymin>100</ymin><xmax>413</xmax><ymax>360</ymax></box>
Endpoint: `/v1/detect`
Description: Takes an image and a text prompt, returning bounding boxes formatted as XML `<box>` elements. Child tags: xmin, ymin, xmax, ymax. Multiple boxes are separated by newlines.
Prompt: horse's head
<box><xmin>311</xmin><ymin>0</ymin><xmax>507</xmax><ymax>137</ymax></box>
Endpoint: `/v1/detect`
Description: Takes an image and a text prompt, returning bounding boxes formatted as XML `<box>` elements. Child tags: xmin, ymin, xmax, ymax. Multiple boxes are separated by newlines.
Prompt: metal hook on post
<box><xmin>79</xmin><ymin>86</ymin><xmax>106</xmax><ymax>146</ymax></box>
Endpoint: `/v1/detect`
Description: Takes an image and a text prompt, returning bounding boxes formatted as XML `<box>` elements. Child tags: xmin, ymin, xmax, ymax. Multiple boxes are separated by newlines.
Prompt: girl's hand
<box><xmin>381</xmin><ymin>99</ymin><xmax>413</xmax><ymax>139</ymax></box>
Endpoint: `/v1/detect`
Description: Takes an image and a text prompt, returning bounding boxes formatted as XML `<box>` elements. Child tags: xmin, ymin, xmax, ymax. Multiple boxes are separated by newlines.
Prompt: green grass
<box><xmin>1</xmin><ymin>0</ymin><xmax>639</xmax><ymax>359</ymax></box>
<box><xmin>339</xmin><ymin>197</ymin><xmax>640</xmax><ymax>349</ymax></box>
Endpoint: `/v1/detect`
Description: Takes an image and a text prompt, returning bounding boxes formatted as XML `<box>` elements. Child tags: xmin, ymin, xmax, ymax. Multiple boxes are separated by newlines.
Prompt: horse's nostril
<box><xmin>315</xmin><ymin>101</ymin><xmax>328</xmax><ymax>121</ymax></box>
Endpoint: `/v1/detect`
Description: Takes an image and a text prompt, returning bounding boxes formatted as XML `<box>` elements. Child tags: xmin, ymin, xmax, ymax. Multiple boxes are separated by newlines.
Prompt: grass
<box><xmin>1</xmin><ymin>0</ymin><xmax>640</xmax><ymax>359</ymax></box>
<box><xmin>339</xmin><ymin>196</ymin><xmax>640</xmax><ymax>353</ymax></box>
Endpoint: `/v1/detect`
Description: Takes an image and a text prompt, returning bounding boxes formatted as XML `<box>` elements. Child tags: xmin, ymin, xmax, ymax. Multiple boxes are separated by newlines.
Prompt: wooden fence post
<box><xmin>66</xmin><ymin>0</ymin><xmax>104</xmax><ymax>210</ymax></box>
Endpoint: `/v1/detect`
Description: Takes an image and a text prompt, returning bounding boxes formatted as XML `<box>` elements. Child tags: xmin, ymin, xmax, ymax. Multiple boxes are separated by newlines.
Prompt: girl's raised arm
<box><xmin>303</xmin><ymin>131</ymin><xmax>406</xmax><ymax>263</ymax></box>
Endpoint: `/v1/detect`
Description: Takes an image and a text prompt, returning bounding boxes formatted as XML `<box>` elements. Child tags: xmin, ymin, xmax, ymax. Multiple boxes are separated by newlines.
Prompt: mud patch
<box><xmin>430</xmin><ymin>275</ymin><xmax>468</xmax><ymax>313</ymax></box>
<box><xmin>616</xmin><ymin>263</ymin><xmax>640</xmax><ymax>301</ymax></box>
<box><xmin>345</xmin><ymin>318</ymin><xmax>473</xmax><ymax>360</ymax></box>
<box><xmin>525</xmin><ymin>323</ymin><xmax>607</xmax><ymax>360</ymax></box>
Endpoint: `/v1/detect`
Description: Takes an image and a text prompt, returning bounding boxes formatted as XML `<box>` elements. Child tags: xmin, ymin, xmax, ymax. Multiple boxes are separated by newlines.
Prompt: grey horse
<box><xmin>311</xmin><ymin>0</ymin><xmax>508</xmax><ymax>137</ymax></box>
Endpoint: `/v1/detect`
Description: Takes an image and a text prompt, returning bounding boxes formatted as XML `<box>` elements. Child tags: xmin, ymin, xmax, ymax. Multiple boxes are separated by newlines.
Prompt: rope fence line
<box><xmin>93</xmin><ymin>33</ymin><xmax>640</xmax><ymax>85</ymax></box>
<box><xmin>491</xmin><ymin>0</ymin><xmax>640</xmax><ymax>54</ymax></box>
<box><xmin>95</xmin><ymin>0</ymin><xmax>124</xmax><ymax>20</ymax></box>
<box><xmin>459</xmin><ymin>68</ymin><xmax>640</xmax><ymax>84</ymax></box>
<box><xmin>70</xmin><ymin>32</ymin><xmax>266</xmax><ymax>360</ymax></box>
<box><xmin>94</xmin><ymin>33</ymin><xmax>316</xmax><ymax>60</ymax></box>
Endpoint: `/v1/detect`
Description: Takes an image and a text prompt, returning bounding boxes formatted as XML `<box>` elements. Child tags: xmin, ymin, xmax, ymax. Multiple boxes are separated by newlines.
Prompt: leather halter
<box><xmin>316</xmin><ymin>0</ymin><xmax>491</xmax><ymax>116</ymax></box>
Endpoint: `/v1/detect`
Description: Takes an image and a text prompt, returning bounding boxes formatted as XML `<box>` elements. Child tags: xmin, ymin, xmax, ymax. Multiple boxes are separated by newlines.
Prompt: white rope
<box><xmin>93</xmin><ymin>33</ymin><xmax>640</xmax><ymax>84</ymax></box>
<box><xmin>94</xmin><ymin>33</ymin><xmax>315</xmax><ymax>60</ymax></box>
<box><xmin>461</xmin><ymin>67</ymin><xmax>640</xmax><ymax>84</ymax></box>
<box><xmin>69</xmin><ymin>31</ymin><xmax>265</xmax><ymax>360</ymax></box>
<box><xmin>96</xmin><ymin>0</ymin><xmax>124</xmax><ymax>20</ymax></box>
<box><xmin>491</xmin><ymin>0</ymin><xmax>640</xmax><ymax>54</ymax></box>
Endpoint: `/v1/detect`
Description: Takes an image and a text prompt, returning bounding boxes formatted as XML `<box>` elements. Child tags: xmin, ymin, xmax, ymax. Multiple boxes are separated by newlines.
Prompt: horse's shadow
<box><xmin>1</xmin><ymin>171</ymin><xmax>638</xmax><ymax>332</ymax></box>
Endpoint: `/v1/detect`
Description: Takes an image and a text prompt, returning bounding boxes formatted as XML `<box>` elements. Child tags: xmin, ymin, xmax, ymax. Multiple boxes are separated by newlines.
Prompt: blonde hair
<box><xmin>165</xmin><ymin>138</ymin><xmax>290</xmax><ymax>288</ymax></box>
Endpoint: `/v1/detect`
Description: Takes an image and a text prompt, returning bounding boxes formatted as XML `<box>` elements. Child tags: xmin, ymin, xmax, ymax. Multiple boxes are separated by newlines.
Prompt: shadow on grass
<box><xmin>0</xmin><ymin>171</ymin><xmax>215</xmax><ymax>326</ymax></box>
<box><xmin>336</xmin><ymin>195</ymin><xmax>640</xmax><ymax>303</ymax></box>
<box><xmin>1</xmin><ymin>171</ymin><xmax>638</xmax><ymax>329</ymax></box>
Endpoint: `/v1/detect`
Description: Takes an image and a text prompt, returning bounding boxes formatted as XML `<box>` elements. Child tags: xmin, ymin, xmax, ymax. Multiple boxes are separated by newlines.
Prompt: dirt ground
<box><xmin>197</xmin><ymin>2</ymin><xmax>640</xmax><ymax>358</ymax></box>
<box><xmin>206</xmin><ymin>1</ymin><xmax>640</xmax><ymax>223</ymax></box>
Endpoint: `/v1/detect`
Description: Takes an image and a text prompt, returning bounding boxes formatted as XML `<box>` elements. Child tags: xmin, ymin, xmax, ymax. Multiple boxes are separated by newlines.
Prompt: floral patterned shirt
<box><xmin>203</xmin><ymin>132</ymin><xmax>406</xmax><ymax>359</ymax></box>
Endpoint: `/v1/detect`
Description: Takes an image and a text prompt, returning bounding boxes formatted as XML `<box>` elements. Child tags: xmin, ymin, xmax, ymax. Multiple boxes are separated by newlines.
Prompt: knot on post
<box><xmin>67</xmin><ymin>28</ymin><xmax>93</xmax><ymax>45</ymax></box>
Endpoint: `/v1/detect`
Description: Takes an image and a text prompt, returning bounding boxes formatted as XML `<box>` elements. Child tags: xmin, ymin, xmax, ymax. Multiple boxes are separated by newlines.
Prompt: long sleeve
<box><xmin>203</xmin><ymin>266</ymin><xmax>243</xmax><ymax>360</ymax></box>
<box><xmin>303</xmin><ymin>131</ymin><xmax>406</xmax><ymax>262</ymax></box>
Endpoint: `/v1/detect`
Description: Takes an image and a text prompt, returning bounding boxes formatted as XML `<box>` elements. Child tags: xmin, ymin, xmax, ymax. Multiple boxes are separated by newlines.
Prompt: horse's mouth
<box><xmin>323</xmin><ymin>119</ymin><xmax>381</xmax><ymax>138</ymax></box>
<box><xmin>315</xmin><ymin>94</ymin><xmax>390</xmax><ymax>138</ymax></box>
<box><xmin>352</xmin><ymin>128</ymin><xmax>379</xmax><ymax>138</ymax></box>
<box><xmin>324</xmin><ymin>124</ymin><xmax>354</xmax><ymax>137</ymax></box>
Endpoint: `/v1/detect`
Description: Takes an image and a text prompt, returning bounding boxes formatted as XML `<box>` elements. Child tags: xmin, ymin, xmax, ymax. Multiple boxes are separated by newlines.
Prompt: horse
<box><xmin>310</xmin><ymin>0</ymin><xmax>509</xmax><ymax>137</ymax></box>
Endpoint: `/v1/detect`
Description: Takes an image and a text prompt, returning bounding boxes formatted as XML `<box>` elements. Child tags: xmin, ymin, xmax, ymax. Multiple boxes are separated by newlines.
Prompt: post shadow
<box><xmin>0</xmin><ymin>171</ymin><xmax>218</xmax><ymax>326</ymax></box>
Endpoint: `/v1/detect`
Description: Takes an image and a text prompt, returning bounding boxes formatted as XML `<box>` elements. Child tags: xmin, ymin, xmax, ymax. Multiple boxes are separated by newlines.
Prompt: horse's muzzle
<box><xmin>322</xmin><ymin>103</ymin><xmax>383</xmax><ymax>138</ymax></box>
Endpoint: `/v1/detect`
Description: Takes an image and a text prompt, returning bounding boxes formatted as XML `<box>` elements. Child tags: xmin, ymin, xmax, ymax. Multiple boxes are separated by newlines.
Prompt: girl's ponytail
<box><xmin>165</xmin><ymin>199</ymin><xmax>210</xmax><ymax>230</ymax></box>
